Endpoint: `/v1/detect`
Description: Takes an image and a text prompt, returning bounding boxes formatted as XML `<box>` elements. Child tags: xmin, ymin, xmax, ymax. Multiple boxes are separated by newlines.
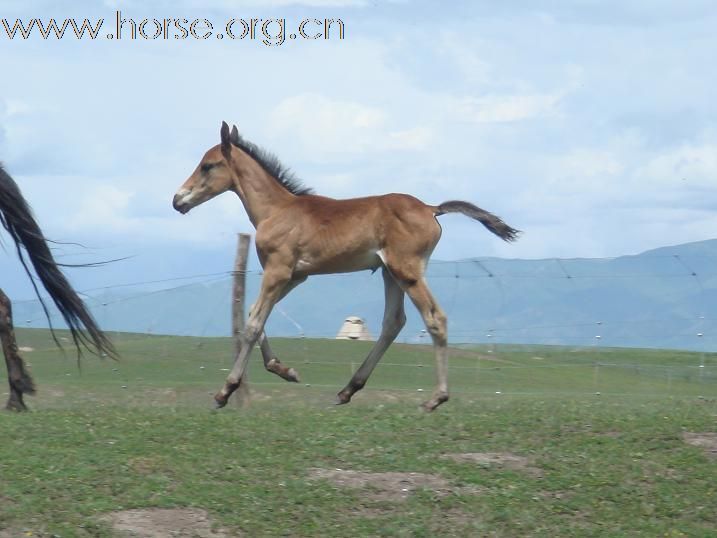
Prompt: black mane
<box><xmin>231</xmin><ymin>136</ymin><xmax>314</xmax><ymax>196</ymax></box>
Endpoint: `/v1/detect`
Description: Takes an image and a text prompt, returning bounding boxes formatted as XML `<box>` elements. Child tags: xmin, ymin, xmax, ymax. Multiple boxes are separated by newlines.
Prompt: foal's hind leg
<box><xmin>336</xmin><ymin>267</ymin><xmax>405</xmax><ymax>405</ymax></box>
<box><xmin>403</xmin><ymin>278</ymin><xmax>449</xmax><ymax>412</ymax></box>
<box><xmin>0</xmin><ymin>289</ymin><xmax>36</xmax><ymax>411</ymax></box>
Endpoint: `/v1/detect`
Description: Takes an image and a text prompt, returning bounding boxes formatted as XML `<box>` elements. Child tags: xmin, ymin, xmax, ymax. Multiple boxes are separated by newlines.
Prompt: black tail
<box><xmin>0</xmin><ymin>164</ymin><xmax>116</xmax><ymax>358</ymax></box>
<box><xmin>436</xmin><ymin>200</ymin><xmax>520</xmax><ymax>242</ymax></box>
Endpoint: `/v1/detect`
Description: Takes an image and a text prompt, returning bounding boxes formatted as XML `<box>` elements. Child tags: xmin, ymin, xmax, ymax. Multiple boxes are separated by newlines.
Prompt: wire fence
<box><xmin>10</xmin><ymin>252</ymin><xmax>717</xmax><ymax>398</ymax></box>
<box><xmin>13</xmin><ymin>253</ymin><xmax>717</xmax><ymax>347</ymax></box>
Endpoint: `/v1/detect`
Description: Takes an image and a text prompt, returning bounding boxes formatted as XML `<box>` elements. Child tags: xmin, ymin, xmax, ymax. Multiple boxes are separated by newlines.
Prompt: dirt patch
<box><xmin>0</xmin><ymin>498</ymin><xmax>19</xmax><ymax>538</ymax></box>
<box><xmin>308</xmin><ymin>468</ymin><xmax>480</xmax><ymax>502</ymax></box>
<box><xmin>536</xmin><ymin>489</ymin><xmax>573</xmax><ymax>501</ymax></box>
<box><xmin>393</xmin><ymin>343</ymin><xmax>515</xmax><ymax>364</ymax></box>
<box><xmin>101</xmin><ymin>508</ymin><xmax>232</xmax><ymax>537</ymax></box>
<box><xmin>18</xmin><ymin>346</ymin><xmax>34</xmax><ymax>352</ymax></box>
<box><xmin>683</xmin><ymin>432</ymin><xmax>717</xmax><ymax>459</ymax></box>
<box><xmin>372</xmin><ymin>391</ymin><xmax>402</xmax><ymax>403</ymax></box>
<box><xmin>443</xmin><ymin>452</ymin><xmax>543</xmax><ymax>477</ymax></box>
<box><xmin>449</xmin><ymin>349</ymin><xmax>517</xmax><ymax>364</ymax></box>
<box><xmin>127</xmin><ymin>456</ymin><xmax>166</xmax><ymax>475</ymax></box>
<box><xmin>141</xmin><ymin>388</ymin><xmax>179</xmax><ymax>402</ymax></box>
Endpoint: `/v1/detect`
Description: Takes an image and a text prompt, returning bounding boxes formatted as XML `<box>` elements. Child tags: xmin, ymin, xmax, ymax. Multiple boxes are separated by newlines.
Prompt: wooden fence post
<box><xmin>233</xmin><ymin>233</ymin><xmax>251</xmax><ymax>407</ymax></box>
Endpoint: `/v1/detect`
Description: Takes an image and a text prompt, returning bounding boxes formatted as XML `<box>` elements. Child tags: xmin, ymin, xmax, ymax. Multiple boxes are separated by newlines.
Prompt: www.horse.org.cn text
<box><xmin>1</xmin><ymin>11</ymin><xmax>345</xmax><ymax>46</ymax></box>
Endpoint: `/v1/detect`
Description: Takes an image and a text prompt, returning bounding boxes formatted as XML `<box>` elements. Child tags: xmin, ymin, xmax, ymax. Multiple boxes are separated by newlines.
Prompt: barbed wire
<box><xmin>10</xmin><ymin>252</ymin><xmax>717</xmax><ymax>300</ymax></box>
<box><xmin>10</xmin><ymin>253</ymin><xmax>716</xmax><ymax>355</ymax></box>
<box><xmin>19</xmin><ymin>338</ymin><xmax>716</xmax><ymax>371</ymax></box>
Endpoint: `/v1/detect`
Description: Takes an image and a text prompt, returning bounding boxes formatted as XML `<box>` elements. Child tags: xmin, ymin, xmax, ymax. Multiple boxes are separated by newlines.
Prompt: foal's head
<box><xmin>172</xmin><ymin>121</ymin><xmax>239</xmax><ymax>214</ymax></box>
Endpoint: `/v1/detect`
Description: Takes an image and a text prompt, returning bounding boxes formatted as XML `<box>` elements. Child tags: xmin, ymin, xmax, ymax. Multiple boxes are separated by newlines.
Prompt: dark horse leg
<box><xmin>0</xmin><ymin>288</ymin><xmax>35</xmax><ymax>411</ymax></box>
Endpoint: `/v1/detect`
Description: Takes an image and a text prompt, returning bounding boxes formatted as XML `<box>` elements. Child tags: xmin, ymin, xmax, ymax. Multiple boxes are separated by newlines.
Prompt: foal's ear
<box><xmin>220</xmin><ymin>121</ymin><xmax>231</xmax><ymax>158</ymax></box>
<box><xmin>230</xmin><ymin>125</ymin><xmax>240</xmax><ymax>145</ymax></box>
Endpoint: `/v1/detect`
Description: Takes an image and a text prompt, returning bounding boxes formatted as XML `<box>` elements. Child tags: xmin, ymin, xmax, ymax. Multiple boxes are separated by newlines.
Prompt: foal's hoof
<box><xmin>421</xmin><ymin>393</ymin><xmax>449</xmax><ymax>412</ymax></box>
<box><xmin>334</xmin><ymin>393</ymin><xmax>351</xmax><ymax>406</ymax></box>
<box><xmin>214</xmin><ymin>394</ymin><xmax>228</xmax><ymax>409</ymax></box>
<box><xmin>286</xmin><ymin>368</ymin><xmax>300</xmax><ymax>383</ymax></box>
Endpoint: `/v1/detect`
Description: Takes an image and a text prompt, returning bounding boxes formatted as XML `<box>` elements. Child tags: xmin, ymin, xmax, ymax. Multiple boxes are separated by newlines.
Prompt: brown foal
<box><xmin>173</xmin><ymin>122</ymin><xmax>518</xmax><ymax>411</ymax></box>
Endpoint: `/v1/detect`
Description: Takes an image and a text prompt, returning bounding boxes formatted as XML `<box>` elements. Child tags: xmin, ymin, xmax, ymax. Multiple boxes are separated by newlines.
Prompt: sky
<box><xmin>1</xmin><ymin>0</ymin><xmax>716</xmax><ymax>299</ymax></box>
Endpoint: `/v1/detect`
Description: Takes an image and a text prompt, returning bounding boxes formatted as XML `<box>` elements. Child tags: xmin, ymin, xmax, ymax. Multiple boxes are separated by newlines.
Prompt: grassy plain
<box><xmin>1</xmin><ymin>330</ymin><xmax>715</xmax><ymax>537</ymax></box>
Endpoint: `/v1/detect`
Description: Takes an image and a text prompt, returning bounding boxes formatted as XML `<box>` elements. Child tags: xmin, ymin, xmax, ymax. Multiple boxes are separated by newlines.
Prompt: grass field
<box><xmin>1</xmin><ymin>329</ymin><xmax>716</xmax><ymax>537</ymax></box>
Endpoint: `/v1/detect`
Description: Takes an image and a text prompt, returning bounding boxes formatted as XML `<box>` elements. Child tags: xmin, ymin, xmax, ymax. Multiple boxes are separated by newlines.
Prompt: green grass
<box><xmin>1</xmin><ymin>329</ymin><xmax>716</xmax><ymax>537</ymax></box>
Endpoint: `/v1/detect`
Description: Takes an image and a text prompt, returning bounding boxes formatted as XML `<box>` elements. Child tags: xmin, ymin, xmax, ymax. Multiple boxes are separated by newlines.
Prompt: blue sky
<box><xmin>1</xmin><ymin>0</ymin><xmax>716</xmax><ymax>297</ymax></box>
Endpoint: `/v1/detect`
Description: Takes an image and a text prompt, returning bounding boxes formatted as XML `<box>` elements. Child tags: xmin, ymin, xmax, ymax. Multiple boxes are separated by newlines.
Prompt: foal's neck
<box><xmin>231</xmin><ymin>151</ymin><xmax>294</xmax><ymax>226</ymax></box>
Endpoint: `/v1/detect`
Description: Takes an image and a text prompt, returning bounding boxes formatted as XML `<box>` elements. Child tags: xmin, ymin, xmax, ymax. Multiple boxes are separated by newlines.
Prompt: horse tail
<box><xmin>0</xmin><ymin>164</ymin><xmax>117</xmax><ymax>358</ymax></box>
<box><xmin>435</xmin><ymin>200</ymin><xmax>520</xmax><ymax>242</ymax></box>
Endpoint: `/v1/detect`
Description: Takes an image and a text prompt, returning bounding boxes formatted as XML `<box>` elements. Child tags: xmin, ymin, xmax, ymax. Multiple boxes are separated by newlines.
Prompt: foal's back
<box><xmin>261</xmin><ymin>192</ymin><xmax>441</xmax><ymax>276</ymax></box>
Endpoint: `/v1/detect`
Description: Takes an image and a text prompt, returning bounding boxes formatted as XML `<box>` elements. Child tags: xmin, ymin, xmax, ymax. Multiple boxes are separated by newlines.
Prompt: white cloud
<box><xmin>558</xmin><ymin>149</ymin><xmax>623</xmax><ymax>178</ymax></box>
<box><xmin>540</xmin><ymin>148</ymin><xmax>625</xmax><ymax>198</ymax></box>
<box><xmin>433</xmin><ymin>31</ymin><xmax>493</xmax><ymax>87</ymax></box>
<box><xmin>273</xmin><ymin>93</ymin><xmax>383</xmax><ymax>128</ymax></box>
<box><xmin>386</xmin><ymin>127</ymin><xmax>433</xmax><ymax>150</ymax></box>
<box><xmin>68</xmin><ymin>185</ymin><xmax>134</xmax><ymax>232</ymax></box>
<box><xmin>455</xmin><ymin>92</ymin><xmax>565</xmax><ymax>123</ymax></box>
<box><xmin>309</xmin><ymin>172</ymin><xmax>356</xmax><ymax>197</ymax></box>
<box><xmin>269</xmin><ymin>93</ymin><xmax>384</xmax><ymax>155</ymax></box>
<box><xmin>3</xmin><ymin>99</ymin><xmax>33</xmax><ymax>117</ymax></box>
<box><xmin>637</xmin><ymin>142</ymin><xmax>717</xmax><ymax>188</ymax></box>
<box><xmin>269</xmin><ymin>93</ymin><xmax>433</xmax><ymax>157</ymax></box>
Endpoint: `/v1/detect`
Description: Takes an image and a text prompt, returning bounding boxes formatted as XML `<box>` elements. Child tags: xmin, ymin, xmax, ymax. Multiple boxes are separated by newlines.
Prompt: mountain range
<box><xmin>13</xmin><ymin>239</ymin><xmax>717</xmax><ymax>352</ymax></box>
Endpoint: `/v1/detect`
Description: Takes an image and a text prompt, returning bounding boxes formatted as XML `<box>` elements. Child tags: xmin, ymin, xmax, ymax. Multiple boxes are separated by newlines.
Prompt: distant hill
<box><xmin>13</xmin><ymin>239</ymin><xmax>717</xmax><ymax>351</ymax></box>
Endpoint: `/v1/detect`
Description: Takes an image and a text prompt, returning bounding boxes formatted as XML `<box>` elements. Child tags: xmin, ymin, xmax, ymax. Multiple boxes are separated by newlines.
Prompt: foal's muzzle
<box><xmin>172</xmin><ymin>192</ymin><xmax>191</xmax><ymax>214</ymax></box>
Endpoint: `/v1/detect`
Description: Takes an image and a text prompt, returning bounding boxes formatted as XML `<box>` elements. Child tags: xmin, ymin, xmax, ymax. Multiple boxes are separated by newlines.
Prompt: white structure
<box><xmin>336</xmin><ymin>316</ymin><xmax>373</xmax><ymax>341</ymax></box>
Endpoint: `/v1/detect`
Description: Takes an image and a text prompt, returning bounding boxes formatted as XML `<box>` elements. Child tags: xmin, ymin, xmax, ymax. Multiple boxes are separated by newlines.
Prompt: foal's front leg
<box><xmin>215</xmin><ymin>266</ymin><xmax>293</xmax><ymax>408</ymax></box>
<box><xmin>0</xmin><ymin>289</ymin><xmax>36</xmax><ymax>411</ymax></box>
<box><xmin>259</xmin><ymin>333</ymin><xmax>300</xmax><ymax>382</ymax></box>
<box><xmin>253</xmin><ymin>276</ymin><xmax>306</xmax><ymax>383</ymax></box>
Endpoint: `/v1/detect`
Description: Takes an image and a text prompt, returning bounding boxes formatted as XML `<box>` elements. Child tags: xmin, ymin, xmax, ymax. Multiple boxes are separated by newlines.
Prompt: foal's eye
<box><xmin>201</xmin><ymin>163</ymin><xmax>215</xmax><ymax>173</ymax></box>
